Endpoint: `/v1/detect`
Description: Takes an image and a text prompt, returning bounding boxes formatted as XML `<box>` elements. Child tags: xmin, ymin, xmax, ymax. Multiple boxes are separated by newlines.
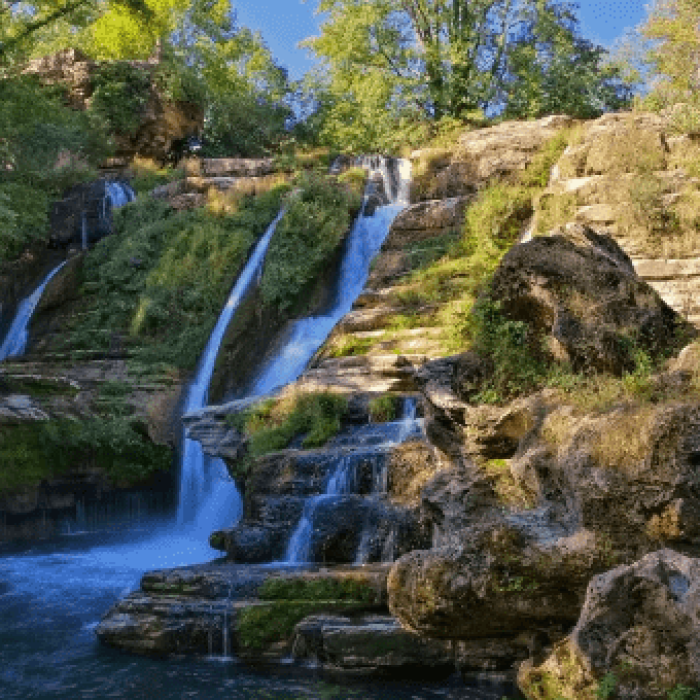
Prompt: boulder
<box><xmin>292</xmin><ymin>614</ymin><xmax>455</xmax><ymax>679</ymax></box>
<box><xmin>489</xmin><ymin>223</ymin><xmax>690</xmax><ymax>374</ymax></box>
<box><xmin>388</xmin><ymin>524</ymin><xmax>611</xmax><ymax>640</ymax></box>
<box><xmin>519</xmin><ymin>549</ymin><xmax>700</xmax><ymax>700</ymax></box>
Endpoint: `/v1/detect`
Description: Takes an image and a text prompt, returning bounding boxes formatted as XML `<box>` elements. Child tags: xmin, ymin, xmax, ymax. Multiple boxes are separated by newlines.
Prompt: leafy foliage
<box><xmin>233</xmin><ymin>392</ymin><xmax>349</xmax><ymax>457</ymax></box>
<box><xmin>91</xmin><ymin>62</ymin><xmax>152</xmax><ymax>135</ymax></box>
<box><xmin>259</xmin><ymin>172</ymin><xmax>362</xmax><ymax>313</ymax></box>
<box><xmin>304</xmin><ymin>0</ymin><xmax>632</xmax><ymax>151</ymax></box>
<box><xmin>0</xmin><ymin>76</ymin><xmax>108</xmax><ymax>261</ymax></box>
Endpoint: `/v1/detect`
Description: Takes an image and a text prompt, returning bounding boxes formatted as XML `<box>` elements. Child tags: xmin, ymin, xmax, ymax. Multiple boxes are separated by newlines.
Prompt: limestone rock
<box><xmin>0</xmin><ymin>394</ymin><xmax>50</xmax><ymax>424</ymax></box>
<box><xmin>411</xmin><ymin>115</ymin><xmax>575</xmax><ymax>202</ymax></box>
<box><xmin>490</xmin><ymin>223</ymin><xmax>689</xmax><ymax>373</ymax></box>
<box><xmin>292</xmin><ymin>614</ymin><xmax>455</xmax><ymax>679</ymax></box>
<box><xmin>519</xmin><ymin>549</ymin><xmax>700</xmax><ymax>700</ymax></box>
<box><xmin>24</xmin><ymin>49</ymin><xmax>203</xmax><ymax>162</ymax></box>
<box><xmin>388</xmin><ymin>524</ymin><xmax>610</xmax><ymax>640</ymax></box>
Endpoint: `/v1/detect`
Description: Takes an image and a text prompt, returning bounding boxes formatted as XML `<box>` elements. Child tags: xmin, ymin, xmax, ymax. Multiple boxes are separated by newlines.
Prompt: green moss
<box><xmin>0</xmin><ymin>419</ymin><xmax>172</xmax><ymax>494</ymax></box>
<box><xmin>237</xmin><ymin>600</ymin><xmax>367</xmax><ymax>651</ymax></box>
<box><xmin>368</xmin><ymin>395</ymin><xmax>401</xmax><ymax>422</ymax></box>
<box><xmin>259</xmin><ymin>576</ymin><xmax>378</xmax><ymax>603</ymax></box>
<box><xmin>232</xmin><ymin>392</ymin><xmax>348</xmax><ymax>458</ymax></box>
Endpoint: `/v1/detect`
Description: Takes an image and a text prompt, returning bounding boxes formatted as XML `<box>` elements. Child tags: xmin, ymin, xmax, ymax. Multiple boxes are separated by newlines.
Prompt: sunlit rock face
<box><xmin>519</xmin><ymin>549</ymin><xmax>700</xmax><ymax>700</ymax></box>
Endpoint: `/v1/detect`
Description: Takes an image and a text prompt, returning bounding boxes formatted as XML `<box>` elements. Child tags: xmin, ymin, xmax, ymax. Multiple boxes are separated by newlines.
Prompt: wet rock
<box><xmin>518</xmin><ymin>549</ymin><xmax>700</xmax><ymax>700</ymax></box>
<box><xmin>292</xmin><ymin>614</ymin><xmax>455</xmax><ymax>679</ymax></box>
<box><xmin>209</xmin><ymin>525</ymin><xmax>280</xmax><ymax>563</ymax></box>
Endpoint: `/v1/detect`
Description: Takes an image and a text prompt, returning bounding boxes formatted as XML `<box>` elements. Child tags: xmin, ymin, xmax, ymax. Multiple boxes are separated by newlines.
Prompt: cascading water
<box><xmin>0</xmin><ymin>180</ymin><xmax>135</xmax><ymax>361</ymax></box>
<box><xmin>177</xmin><ymin>210</ymin><xmax>285</xmax><ymax>535</ymax></box>
<box><xmin>250</xmin><ymin>157</ymin><xmax>411</xmax><ymax>396</ymax></box>
<box><xmin>105</xmin><ymin>181</ymin><xmax>135</xmax><ymax>208</ymax></box>
<box><xmin>285</xmin><ymin>398</ymin><xmax>422</xmax><ymax>565</ymax></box>
<box><xmin>0</xmin><ymin>261</ymin><xmax>67</xmax><ymax>361</ymax></box>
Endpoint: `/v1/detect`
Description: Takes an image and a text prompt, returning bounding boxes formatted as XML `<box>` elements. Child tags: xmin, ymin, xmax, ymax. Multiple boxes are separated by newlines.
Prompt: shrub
<box><xmin>234</xmin><ymin>391</ymin><xmax>349</xmax><ymax>457</ymax></box>
<box><xmin>90</xmin><ymin>63</ymin><xmax>152</xmax><ymax>136</ymax></box>
<box><xmin>468</xmin><ymin>298</ymin><xmax>547</xmax><ymax>402</ymax></box>
<box><xmin>368</xmin><ymin>395</ymin><xmax>401</xmax><ymax>422</ymax></box>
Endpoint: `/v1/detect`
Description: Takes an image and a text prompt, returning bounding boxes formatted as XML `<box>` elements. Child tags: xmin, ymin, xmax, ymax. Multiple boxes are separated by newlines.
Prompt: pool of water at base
<box><xmin>0</xmin><ymin>527</ymin><xmax>520</xmax><ymax>700</ymax></box>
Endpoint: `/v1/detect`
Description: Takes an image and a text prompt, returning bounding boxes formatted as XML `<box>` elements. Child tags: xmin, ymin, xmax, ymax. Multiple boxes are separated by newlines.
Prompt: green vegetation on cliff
<box><xmin>231</xmin><ymin>391</ymin><xmax>348</xmax><ymax>459</ymax></box>
<box><xmin>58</xmin><ymin>187</ymin><xmax>288</xmax><ymax>370</ymax></box>
<box><xmin>260</xmin><ymin>172</ymin><xmax>363</xmax><ymax>314</ymax></box>
<box><xmin>0</xmin><ymin>418</ymin><xmax>172</xmax><ymax>494</ymax></box>
<box><xmin>237</xmin><ymin>575</ymin><xmax>379</xmax><ymax>651</ymax></box>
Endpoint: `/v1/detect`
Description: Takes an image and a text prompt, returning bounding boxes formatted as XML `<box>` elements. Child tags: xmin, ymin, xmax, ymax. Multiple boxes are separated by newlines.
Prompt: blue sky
<box><xmin>232</xmin><ymin>1</ymin><xmax>650</xmax><ymax>79</ymax></box>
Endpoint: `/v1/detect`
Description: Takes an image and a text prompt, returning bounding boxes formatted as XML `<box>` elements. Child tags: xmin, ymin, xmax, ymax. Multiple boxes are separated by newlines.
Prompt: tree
<box><xmin>641</xmin><ymin>0</ymin><xmax>700</xmax><ymax>100</ymax></box>
<box><xmin>305</xmin><ymin>0</ymin><xmax>632</xmax><ymax>150</ymax></box>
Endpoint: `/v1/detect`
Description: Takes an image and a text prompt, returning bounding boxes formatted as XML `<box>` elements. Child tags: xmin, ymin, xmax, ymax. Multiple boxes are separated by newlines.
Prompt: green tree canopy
<box><xmin>305</xmin><ymin>0</ymin><xmax>632</xmax><ymax>151</ymax></box>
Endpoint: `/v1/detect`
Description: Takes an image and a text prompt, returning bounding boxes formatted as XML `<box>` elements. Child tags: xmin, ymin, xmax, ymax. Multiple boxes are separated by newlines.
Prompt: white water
<box><xmin>286</xmin><ymin>398</ymin><xmax>421</xmax><ymax>565</ymax></box>
<box><xmin>0</xmin><ymin>181</ymin><xmax>135</xmax><ymax>360</ymax></box>
<box><xmin>106</xmin><ymin>181</ymin><xmax>135</xmax><ymax>208</ymax></box>
<box><xmin>0</xmin><ymin>262</ymin><xmax>67</xmax><ymax>361</ymax></box>
<box><xmin>176</xmin><ymin>210</ymin><xmax>286</xmax><ymax>532</ymax></box>
<box><xmin>251</xmin><ymin>158</ymin><xmax>411</xmax><ymax>397</ymax></box>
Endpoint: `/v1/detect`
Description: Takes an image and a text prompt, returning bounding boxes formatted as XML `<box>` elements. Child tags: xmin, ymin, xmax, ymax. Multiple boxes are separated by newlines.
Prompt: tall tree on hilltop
<box><xmin>306</xmin><ymin>0</ymin><xmax>632</xmax><ymax>150</ymax></box>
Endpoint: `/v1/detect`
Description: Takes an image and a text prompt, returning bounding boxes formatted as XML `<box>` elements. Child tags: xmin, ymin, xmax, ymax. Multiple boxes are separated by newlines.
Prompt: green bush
<box><xmin>91</xmin><ymin>63</ymin><xmax>152</xmax><ymax>135</ymax></box>
<box><xmin>260</xmin><ymin>173</ymin><xmax>362</xmax><ymax>314</ymax></box>
<box><xmin>233</xmin><ymin>392</ymin><xmax>348</xmax><ymax>457</ymax></box>
<box><xmin>0</xmin><ymin>76</ymin><xmax>109</xmax><ymax>262</ymax></box>
<box><xmin>468</xmin><ymin>298</ymin><xmax>548</xmax><ymax>403</ymax></box>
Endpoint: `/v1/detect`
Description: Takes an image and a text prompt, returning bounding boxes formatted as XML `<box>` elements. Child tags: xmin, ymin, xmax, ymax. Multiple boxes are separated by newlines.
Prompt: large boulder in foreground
<box><xmin>388</xmin><ymin>523</ymin><xmax>610</xmax><ymax>641</ymax></box>
<box><xmin>489</xmin><ymin>223</ymin><xmax>692</xmax><ymax>374</ymax></box>
<box><xmin>519</xmin><ymin>549</ymin><xmax>700</xmax><ymax>700</ymax></box>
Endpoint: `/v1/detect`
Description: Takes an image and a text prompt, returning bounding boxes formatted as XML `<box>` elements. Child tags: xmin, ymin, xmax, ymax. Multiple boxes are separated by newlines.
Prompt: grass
<box><xmin>259</xmin><ymin>172</ymin><xmax>363</xmax><ymax>314</ymax></box>
<box><xmin>230</xmin><ymin>391</ymin><xmax>348</xmax><ymax>458</ymax></box>
<box><xmin>368</xmin><ymin>395</ymin><xmax>401</xmax><ymax>422</ymax></box>
<box><xmin>56</xmin><ymin>186</ymin><xmax>288</xmax><ymax>371</ymax></box>
<box><xmin>128</xmin><ymin>157</ymin><xmax>184</xmax><ymax>195</ymax></box>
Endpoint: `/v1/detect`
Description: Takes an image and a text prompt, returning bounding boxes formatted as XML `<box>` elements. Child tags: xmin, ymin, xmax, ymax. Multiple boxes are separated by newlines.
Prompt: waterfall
<box><xmin>285</xmin><ymin>398</ymin><xmax>421</xmax><ymax>565</ymax></box>
<box><xmin>81</xmin><ymin>213</ymin><xmax>88</xmax><ymax>251</ymax></box>
<box><xmin>177</xmin><ymin>210</ymin><xmax>285</xmax><ymax>531</ymax></box>
<box><xmin>0</xmin><ymin>261</ymin><xmax>67</xmax><ymax>361</ymax></box>
<box><xmin>0</xmin><ymin>181</ymin><xmax>135</xmax><ymax>360</ymax></box>
<box><xmin>250</xmin><ymin>157</ymin><xmax>411</xmax><ymax>397</ymax></box>
<box><xmin>106</xmin><ymin>181</ymin><xmax>135</xmax><ymax>208</ymax></box>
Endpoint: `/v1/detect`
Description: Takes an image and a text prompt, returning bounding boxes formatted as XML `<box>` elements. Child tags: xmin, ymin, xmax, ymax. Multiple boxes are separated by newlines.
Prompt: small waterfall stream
<box><xmin>250</xmin><ymin>158</ymin><xmax>411</xmax><ymax>396</ymax></box>
<box><xmin>177</xmin><ymin>210</ymin><xmax>286</xmax><ymax>533</ymax></box>
<box><xmin>0</xmin><ymin>261</ymin><xmax>67</xmax><ymax>361</ymax></box>
<box><xmin>285</xmin><ymin>398</ymin><xmax>421</xmax><ymax>565</ymax></box>
<box><xmin>0</xmin><ymin>180</ymin><xmax>135</xmax><ymax>361</ymax></box>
